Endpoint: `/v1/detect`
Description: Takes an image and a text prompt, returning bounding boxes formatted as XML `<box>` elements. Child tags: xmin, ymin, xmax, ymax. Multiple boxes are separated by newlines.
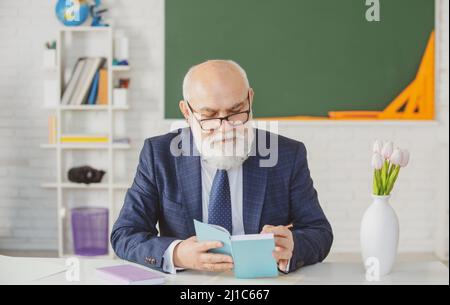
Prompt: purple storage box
<box><xmin>71</xmin><ymin>207</ymin><xmax>109</xmax><ymax>256</ymax></box>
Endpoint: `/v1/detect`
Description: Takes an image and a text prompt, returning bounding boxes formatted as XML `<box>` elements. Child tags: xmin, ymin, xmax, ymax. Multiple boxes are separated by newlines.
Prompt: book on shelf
<box><xmin>87</xmin><ymin>70</ymin><xmax>100</xmax><ymax>105</ymax></box>
<box><xmin>61</xmin><ymin>57</ymin><xmax>106</xmax><ymax>106</ymax></box>
<box><xmin>60</xmin><ymin>134</ymin><xmax>109</xmax><ymax>144</ymax></box>
<box><xmin>61</xmin><ymin>58</ymin><xmax>85</xmax><ymax>105</ymax></box>
<box><xmin>112</xmin><ymin>137</ymin><xmax>131</xmax><ymax>145</ymax></box>
<box><xmin>48</xmin><ymin>116</ymin><xmax>57</xmax><ymax>144</ymax></box>
<box><xmin>97</xmin><ymin>68</ymin><xmax>109</xmax><ymax>105</ymax></box>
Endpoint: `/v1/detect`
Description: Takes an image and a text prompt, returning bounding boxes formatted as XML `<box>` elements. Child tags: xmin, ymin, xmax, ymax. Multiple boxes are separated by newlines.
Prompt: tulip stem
<box><xmin>373</xmin><ymin>169</ymin><xmax>384</xmax><ymax>195</ymax></box>
<box><xmin>388</xmin><ymin>163</ymin><xmax>396</xmax><ymax>177</ymax></box>
<box><xmin>377</xmin><ymin>169</ymin><xmax>383</xmax><ymax>195</ymax></box>
<box><xmin>385</xmin><ymin>165</ymin><xmax>401</xmax><ymax>195</ymax></box>
<box><xmin>373</xmin><ymin>171</ymin><xmax>379</xmax><ymax>195</ymax></box>
<box><xmin>381</xmin><ymin>160</ymin><xmax>389</xmax><ymax>193</ymax></box>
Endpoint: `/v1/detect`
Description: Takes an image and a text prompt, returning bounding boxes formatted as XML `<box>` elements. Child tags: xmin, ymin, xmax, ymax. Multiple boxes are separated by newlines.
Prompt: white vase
<box><xmin>360</xmin><ymin>195</ymin><xmax>399</xmax><ymax>276</ymax></box>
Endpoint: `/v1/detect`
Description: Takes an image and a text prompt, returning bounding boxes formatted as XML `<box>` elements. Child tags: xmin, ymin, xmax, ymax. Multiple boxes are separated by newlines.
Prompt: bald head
<box><xmin>179</xmin><ymin>60</ymin><xmax>255</xmax><ymax>170</ymax></box>
<box><xmin>182</xmin><ymin>60</ymin><xmax>250</xmax><ymax>109</ymax></box>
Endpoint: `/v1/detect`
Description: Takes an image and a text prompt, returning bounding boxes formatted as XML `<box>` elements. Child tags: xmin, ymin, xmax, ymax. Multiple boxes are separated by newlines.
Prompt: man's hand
<box><xmin>261</xmin><ymin>225</ymin><xmax>294</xmax><ymax>272</ymax></box>
<box><xmin>173</xmin><ymin>236</ymin><xmax>234</xmax><ymax>272</ymax></box>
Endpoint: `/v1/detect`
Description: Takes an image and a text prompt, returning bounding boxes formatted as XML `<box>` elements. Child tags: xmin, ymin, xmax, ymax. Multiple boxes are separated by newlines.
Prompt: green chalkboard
<box><xmin>165</xmin><ymin>0</ymin><xmax>434</xmax><ymax>118</ymax></box>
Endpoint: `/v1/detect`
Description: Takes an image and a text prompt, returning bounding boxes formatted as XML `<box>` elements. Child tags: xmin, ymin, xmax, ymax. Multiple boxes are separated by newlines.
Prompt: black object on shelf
<box><xmin>68</xmin><ymin>166</ymin><xmax>106</xmax><ymax>184</ymax></box>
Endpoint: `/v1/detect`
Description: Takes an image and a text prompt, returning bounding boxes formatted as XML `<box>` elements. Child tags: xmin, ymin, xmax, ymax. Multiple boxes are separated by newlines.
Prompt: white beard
<box><xmin>192</xmin><ymin>123</ymin><xmax>254</xmax><ymax>170</ymax></box>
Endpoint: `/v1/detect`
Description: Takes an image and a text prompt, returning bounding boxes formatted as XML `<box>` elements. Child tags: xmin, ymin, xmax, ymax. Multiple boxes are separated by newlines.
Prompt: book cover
<box><xmin>48</xmin><ymin>116</ymin><xmax>57</xmax><ymax>144</ymax></box>
<box><xmin>69</xmin><ymin>58</ymin><xmax>92</xmax><ymax>105</ymax></box>
<box><xmin>87</xmin><ymin>71</ymin><xmax>100</xmax><ymax>105</ymax></box>
<box><xmin>61</xmin><ymin>58</ymin><xmax>86</xmax><ymax>105</ymax></box>
<box><xmin>97</xmin><ymin>68</ymin><xmax>108</xmax><ymax>105</ymax></box>
<box><xmin>96</xmin><ymin>265</ymin><xmax>165</xmax><ymax>285</ymax></box>
<box><xmin>194</xmin><ymin>220</ymin><xmax>278</xmax><ymax>279</ymax></box>
<box><xmin>60</xmin><ymin>134</ymin><xmax>109</xmax><ymax>143</ymax></box>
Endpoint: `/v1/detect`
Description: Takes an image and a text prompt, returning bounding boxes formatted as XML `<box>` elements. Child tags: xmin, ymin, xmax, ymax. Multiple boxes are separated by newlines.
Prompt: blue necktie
<box><xmin>208</xmin><ymin>169</ymin><xmax>233</xmax><ymax>234</ymax></box>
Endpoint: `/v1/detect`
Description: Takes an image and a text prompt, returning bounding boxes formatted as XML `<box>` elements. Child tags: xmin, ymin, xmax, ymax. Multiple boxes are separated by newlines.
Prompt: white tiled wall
<box><xmin>0</xmin><ymin>0</ymin><xmax>448</xmax><ymax>259</ymax></box>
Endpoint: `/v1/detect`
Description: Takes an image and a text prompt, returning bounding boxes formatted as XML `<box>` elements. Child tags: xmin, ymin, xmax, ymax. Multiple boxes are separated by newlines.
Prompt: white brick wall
<box><xmin>0</xmin><ymin>0</ymin><xmax>448</xmax><ymax>259</ymax></box>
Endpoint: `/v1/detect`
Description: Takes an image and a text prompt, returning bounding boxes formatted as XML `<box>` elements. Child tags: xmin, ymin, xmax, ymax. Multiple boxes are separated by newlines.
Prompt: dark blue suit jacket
<box><xmin>111</xmin><ymin>128</ymin><xmax>333</xmax><ymax>273</ymax></box>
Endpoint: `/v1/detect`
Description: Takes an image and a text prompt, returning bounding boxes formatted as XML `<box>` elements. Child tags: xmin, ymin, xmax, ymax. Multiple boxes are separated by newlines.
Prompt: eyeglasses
<box><xmin>185</xmin><ymin>92</ymin><xmax>251</xmax><ymax>132</ymax></box>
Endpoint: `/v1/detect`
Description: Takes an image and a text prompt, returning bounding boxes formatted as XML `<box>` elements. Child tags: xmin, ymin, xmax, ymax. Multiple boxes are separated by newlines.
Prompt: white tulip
<box><xmin>371</xmin><ymin>153</ymin><xmax>383</xmax><ymax>170</ymax></box>
<box><xmin>400</xmin><ymin>149</ymin><xmax>410</xmax><ymax>167</ymax></box>
<box><xmin>373</xmin><ymin>139</ymin><xmax>383</xmax><ymax>154</ymax></box>
<box><xmin>390</xmin><ymin>148</ymin><xmax>403</xmax><ymax>166</ymax></box>
<box><xmin>381</xmin><ymin>141</ymin><xmax>394</xmax><ymax>160</ymax></box>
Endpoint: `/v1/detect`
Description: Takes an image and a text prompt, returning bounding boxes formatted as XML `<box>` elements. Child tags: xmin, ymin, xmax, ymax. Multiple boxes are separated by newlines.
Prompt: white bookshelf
<box><xmin>41</xmin><ymin>183</ymin><xmax>130</xmax><ymax>190</ymax></box>
<box><xmin>40</xmin><ymin>143</ymin><xmax>130</xmax><ymax>150</ymax></box>
<box><xmin>111</xmin><ymin>65</ymin><xmax>131</xmax><ymax>72</ymax></box>
<box><xmin>42</xmin><ymin>27</ymin><xmax>131</xmax><ymax>258</ymax></box>
<box><xmin>43</xmin><ymin>105</ymin><xmax>130</xmax><ymax>110</ymax></box>
<box><xmin>59</xmin><ymin>26</ymin><xmax>112</xmax><ymax>33</ymax></box>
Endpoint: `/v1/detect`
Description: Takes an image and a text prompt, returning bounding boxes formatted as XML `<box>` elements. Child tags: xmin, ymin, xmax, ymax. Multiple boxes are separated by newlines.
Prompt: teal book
<box><xmin>87</xmin><ymin>70</ymin><xmax>100</xmax><ymax>105</ymax></box>
<box><xmin>194</xmin><ymin>220</ymin><xmax>278</xmax><ymax>279</ymax></box>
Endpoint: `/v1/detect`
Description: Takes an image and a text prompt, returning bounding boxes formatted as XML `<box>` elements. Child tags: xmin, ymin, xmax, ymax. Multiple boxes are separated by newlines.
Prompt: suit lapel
<box><xmin>242</xmin><ymin>129</ymin><xmax>268</xmax><ymax>234</ymax></box>
<box><xmin>176</xmin><ymin>128</ymin><xmax>202</xmax><ymax>235</ymax></box>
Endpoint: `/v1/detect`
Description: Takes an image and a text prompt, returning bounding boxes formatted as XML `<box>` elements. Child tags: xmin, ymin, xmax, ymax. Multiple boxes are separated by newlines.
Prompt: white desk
<box><xmin>0</xmin><ymin>255</ymin><xmax>448</xmax><ymax>285</ymax></box>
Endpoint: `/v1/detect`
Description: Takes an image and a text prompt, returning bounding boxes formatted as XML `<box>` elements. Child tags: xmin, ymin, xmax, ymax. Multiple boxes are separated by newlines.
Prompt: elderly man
<box><xmin>111</xmin><ymin>60</ymin><xmax>333</xmax><ymax>274</ymax></box>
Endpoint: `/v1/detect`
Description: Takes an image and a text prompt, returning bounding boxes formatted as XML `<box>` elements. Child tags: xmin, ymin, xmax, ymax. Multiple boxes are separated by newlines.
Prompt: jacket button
<box><xmin>145</xmin><ymin>257</ymin><xmax>156</xmax><ymax>265</ymax></box>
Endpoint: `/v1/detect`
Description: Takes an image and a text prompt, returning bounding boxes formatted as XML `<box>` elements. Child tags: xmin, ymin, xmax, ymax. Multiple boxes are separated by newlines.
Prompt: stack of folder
<box><xmin>60</xmin><ymin>135</ymin><xmax>109</xmax><ymax>144</ymax></box>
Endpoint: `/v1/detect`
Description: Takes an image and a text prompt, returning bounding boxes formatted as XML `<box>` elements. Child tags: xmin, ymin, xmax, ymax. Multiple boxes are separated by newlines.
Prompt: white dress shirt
<box><xmin>162</xmin><ymin>159</ymin><xmax>290</xmax><ymax>274</ymax></box>
<box><xmin>162</xmin><ymin>159</ymin><xmax>243</xmax><ymax>273</ymax></box>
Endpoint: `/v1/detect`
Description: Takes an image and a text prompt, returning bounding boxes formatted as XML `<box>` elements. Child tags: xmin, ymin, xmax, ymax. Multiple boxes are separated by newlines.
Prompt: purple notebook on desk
<box><xmin>96</xmin><ymin>265</ymin><xmax>165</xmax><ymax>285</ymax></box>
